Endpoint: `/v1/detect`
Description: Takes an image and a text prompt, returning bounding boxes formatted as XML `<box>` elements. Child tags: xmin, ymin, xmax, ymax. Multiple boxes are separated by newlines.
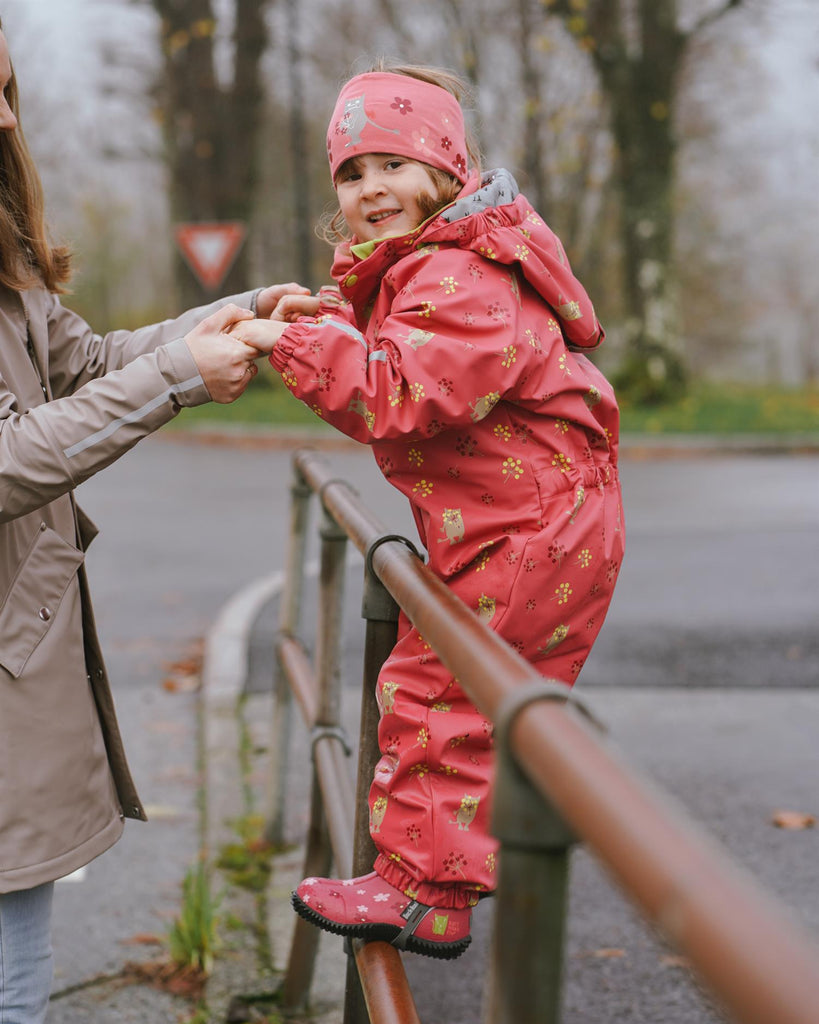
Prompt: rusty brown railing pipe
<box><xmin>372</xmin><ymin>518</ymin><xmax>819</xmax><ymax>1024</ymax></box>
<box><xmin>295</xmin><ymin>449</ymin><xmax>385</xmax><ymax>555</ymax></box>
<box><xmin>290</xmin><ymin>449</ymin><xmax>819</xmax><ymax>1024</ymax></box>
<box><xmin>276</xmin><ymin>453</ymin><xmax>422</xmax><ymax>1024</ymax></box>
<box><xmin>267</xmin><ymin>464</ymin><xmax>313</xmax><ymax>847</ymax></box>
<box><xmin>275</xmin><ymin>635</ymin><xmax>317</xmax><ymax>724</ymax></box>
<box><xmin>353</xmin><ymin>940</ymin><xmax>423</xmax><ymax>1024</ymax></box>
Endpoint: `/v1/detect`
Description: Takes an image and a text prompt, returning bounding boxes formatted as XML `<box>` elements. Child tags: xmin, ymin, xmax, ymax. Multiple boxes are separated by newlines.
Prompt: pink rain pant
<box><xmin>370</xmin><ymin>466</ymin><xmax>624</xmax><ymax>909</ymax></box>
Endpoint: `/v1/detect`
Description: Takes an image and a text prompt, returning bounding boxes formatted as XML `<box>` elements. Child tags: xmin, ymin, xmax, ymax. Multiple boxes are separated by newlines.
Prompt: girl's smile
<box><xmin>335</xmin><ymin>154</ymin><xmax>440</xmax><ymax>243</ymax></box>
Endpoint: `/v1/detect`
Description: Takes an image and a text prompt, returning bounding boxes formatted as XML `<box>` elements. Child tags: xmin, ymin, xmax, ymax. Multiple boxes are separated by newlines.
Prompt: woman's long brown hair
<box><xmin>0</xmin><ymin>23</ymin><xmax>71</xmax><ymax>292</ymax></box>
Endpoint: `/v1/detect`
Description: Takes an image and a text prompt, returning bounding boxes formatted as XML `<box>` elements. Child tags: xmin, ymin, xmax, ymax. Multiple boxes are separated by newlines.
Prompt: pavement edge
<box><xmin>199</xmin><ymin>572</ymin><xmax>284</xmax><ymax>1021</ymax></box>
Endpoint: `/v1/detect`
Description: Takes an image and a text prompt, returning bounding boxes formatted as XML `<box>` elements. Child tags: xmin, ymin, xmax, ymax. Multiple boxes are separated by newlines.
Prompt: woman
<box><xmin>0</xmin><ymin>24</ymin><xmax>294</xmax><ymax>1022</ymax></box>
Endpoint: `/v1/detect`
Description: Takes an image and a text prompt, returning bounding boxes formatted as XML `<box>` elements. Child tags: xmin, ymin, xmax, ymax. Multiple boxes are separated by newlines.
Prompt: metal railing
<box><xmin>266</xmin><ymin>448</ymin><xmax>819</xmax><ymax>1024</ymax></box>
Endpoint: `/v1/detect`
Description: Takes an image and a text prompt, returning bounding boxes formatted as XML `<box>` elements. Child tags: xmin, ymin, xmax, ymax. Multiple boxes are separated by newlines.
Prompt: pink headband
<box><xmin>326</xmin><ymin>72</ymin><xmax>469</xmax><ymax>185</ymax></box>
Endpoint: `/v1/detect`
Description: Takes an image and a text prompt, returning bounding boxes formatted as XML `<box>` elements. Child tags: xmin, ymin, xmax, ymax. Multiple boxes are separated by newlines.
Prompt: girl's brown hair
<box><xmin>0</xmin><ymin>25</ymin><xmax>71</xmax><ymax>292</ymax></box>
<box><xmin>318</xmin><ymin>61</ymin><xmax>481</xmax><ymax>246</ymax></box>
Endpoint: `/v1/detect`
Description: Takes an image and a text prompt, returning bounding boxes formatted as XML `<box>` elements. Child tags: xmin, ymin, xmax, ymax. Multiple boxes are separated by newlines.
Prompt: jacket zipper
<box><xmin>20</xmin><ymin>294</ymin><xmax>48</xmax><ymax>401</ymax></box>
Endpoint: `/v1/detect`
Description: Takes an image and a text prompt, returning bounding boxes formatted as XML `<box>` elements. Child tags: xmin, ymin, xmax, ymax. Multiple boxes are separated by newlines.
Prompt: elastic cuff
<box><xmin>374</xmin><ymin>854</ymin><xmax>486</xmax><ymax>909</ymax></box>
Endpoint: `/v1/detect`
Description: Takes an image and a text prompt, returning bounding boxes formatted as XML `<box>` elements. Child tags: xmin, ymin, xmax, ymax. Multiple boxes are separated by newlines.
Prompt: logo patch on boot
<box><xmin>431</xmin><ymin>913</ymin><xmax>450</xmax><ymax>936</ymax></box>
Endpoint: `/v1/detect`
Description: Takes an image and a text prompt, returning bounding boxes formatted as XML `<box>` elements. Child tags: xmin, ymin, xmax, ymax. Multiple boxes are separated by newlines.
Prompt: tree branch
<box><xmin>687</xmin><ymin>0</ymin><xmax>745</xmax><ymax>39</ymax></box>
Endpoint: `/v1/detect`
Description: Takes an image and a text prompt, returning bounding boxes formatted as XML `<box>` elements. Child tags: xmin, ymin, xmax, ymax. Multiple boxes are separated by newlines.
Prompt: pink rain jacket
<box><xmin>271</xmin><ymin>170</ymin><xmax>624</xmax><ymax>905</ymax></box>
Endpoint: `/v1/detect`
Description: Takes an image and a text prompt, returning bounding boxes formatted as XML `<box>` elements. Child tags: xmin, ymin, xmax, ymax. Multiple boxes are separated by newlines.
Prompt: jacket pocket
<box><xmin>0</xmin><ymin>524</ymin><xmax>84</xmax><ymax>678</ymax></box>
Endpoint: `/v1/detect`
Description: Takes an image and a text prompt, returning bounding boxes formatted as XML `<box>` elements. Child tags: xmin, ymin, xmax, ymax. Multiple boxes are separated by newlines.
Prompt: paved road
<box><xmin>44</xmin><ymin>433</ymin><xmax>819</xmax><ymax>1023</ymax></box>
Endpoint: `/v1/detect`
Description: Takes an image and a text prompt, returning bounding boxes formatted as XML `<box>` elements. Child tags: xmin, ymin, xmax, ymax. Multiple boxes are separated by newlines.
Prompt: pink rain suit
<box><xmin>271</xmin><ymin>169</ymin><xmax>624</xmax><ymax>907</ymax></box>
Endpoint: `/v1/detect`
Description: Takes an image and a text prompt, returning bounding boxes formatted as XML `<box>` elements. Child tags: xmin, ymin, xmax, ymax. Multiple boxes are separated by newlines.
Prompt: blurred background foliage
<box><xmin>3</xmin><ymin>0</ymin><xmax>818</xmax><ymax>418</ymax></box>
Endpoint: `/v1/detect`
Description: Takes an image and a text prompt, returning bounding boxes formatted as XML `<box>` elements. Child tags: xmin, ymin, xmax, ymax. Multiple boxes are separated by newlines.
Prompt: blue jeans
<box><xmin>0</xmin><ymin>883</ymin><xmax>54</xmax><ymax>1024</ymax></box>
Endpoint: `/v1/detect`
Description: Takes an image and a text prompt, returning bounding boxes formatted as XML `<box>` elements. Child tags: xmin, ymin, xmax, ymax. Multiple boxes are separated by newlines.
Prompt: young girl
<box><xmin>234</xmin><ymin>63</ymin><xmax>624</xmax><ymax>959</ymax></box>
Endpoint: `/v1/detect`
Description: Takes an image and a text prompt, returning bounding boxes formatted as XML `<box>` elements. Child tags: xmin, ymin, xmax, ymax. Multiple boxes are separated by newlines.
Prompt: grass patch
<box><xmin>619</xmin><ymin>383</ymin><xmax>819</xmax><ymax>435</ymax></box>
<box><xmin>167</xmin><ymin>860</ymin><xmax>221</xmax><ymax>976</ymax></box>
<box><xmin>216</xmin><ymin>814</ymin><xmax>276</xmax><ymax>893</ymax></box>
<box><xmin>169</xmin><ymin>369</ymin><xmax>819</xmax><ymax>437</ymax></box>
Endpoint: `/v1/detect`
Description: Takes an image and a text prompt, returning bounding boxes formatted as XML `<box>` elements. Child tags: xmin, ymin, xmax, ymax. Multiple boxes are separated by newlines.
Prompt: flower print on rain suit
<box><xmin>271</xmin><ymin>169</ymin><xmax>625</xmax><ymax>908</ymax></box>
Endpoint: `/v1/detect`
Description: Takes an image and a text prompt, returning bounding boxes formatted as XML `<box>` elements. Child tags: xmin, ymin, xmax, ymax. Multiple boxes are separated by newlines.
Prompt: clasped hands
<box><xmin>183</xmin><ymin>283</ymin><xmax>319</xmax><ymax>404</ymax></box>
<box><xmin>228</xmin><ymin>285</ymin><xmax>321</xmax><ymax>355</ymax></box>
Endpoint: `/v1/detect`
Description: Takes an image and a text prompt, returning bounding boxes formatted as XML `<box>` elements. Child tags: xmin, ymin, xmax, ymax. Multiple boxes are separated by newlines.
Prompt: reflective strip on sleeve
<box><xmin>63</xmin><ymin>375</ymin><xmax>204</xmax><ymax>459</ymax></box>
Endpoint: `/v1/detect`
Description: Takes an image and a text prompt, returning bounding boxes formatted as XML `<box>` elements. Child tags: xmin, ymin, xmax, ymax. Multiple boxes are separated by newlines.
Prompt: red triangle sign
<box><xmin>174</xmin><ymin>221</ymin><xmax>246</xmax><ymax>290</ymax></box>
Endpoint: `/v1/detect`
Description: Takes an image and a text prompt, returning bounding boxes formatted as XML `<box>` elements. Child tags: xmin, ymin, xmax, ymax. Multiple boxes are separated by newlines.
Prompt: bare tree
<box><xmin>145</xmin><ymin>0</ymin><xmax>272</xmax><ymax>305</ymax></box>
<box><xmin>543</xmin><ymin>0</ymin><xmax>746</xmax><ymax>400</ymax></box>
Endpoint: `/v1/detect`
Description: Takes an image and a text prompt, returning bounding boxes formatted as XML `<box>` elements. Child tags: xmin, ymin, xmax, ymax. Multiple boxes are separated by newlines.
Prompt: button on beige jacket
<box><xmin>0</xmin><ymin>283</ymin><xmax>257</xmax><ymax>893</ymax></box>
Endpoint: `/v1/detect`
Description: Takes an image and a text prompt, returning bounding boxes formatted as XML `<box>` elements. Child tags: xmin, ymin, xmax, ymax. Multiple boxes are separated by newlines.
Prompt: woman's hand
<box><xmin>184</xmin><ymin>304</ymin><xmax>262</xmax><ymax>404</ymax></box>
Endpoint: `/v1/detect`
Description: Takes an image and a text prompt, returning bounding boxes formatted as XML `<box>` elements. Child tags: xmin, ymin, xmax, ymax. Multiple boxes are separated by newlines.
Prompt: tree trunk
<box><xmin>153</xmin><ymin>0</ymin><xmax>270</xmax><ymax>307</ymax></box>
<box><xmin>516</xmin><ymin>0</ymin><xmax>549</xmax><ymax>213</ymax></box>
<box><xmin>548</xmin><ymin>0</ymin><xmax>743</xmax><ymax>401</ymax></box>
<box><xmin>596</xmin><ymin>2</ymin><xmax>686</xmax><ymax>399</ymax></box>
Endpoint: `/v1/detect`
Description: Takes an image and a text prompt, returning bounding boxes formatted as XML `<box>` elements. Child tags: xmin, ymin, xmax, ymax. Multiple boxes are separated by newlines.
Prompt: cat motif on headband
<box><xmin>327</xmin><ymin>72</ymin><xmax>470</xmax><ymax>185</ymax></box>
<box><xmin>339</xmin><ymin>95</ymin><xmax>400</xmax><ymax>147</ymax></box>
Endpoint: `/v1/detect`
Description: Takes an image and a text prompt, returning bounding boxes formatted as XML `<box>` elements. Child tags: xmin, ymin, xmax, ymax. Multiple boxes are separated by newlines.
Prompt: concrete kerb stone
<box><xmin>200</xmin><ymin>559</ymin><xmax>353</xmax><ymax>1022</ymax></box>
<box><xmin>200</xmin><ymin>572</ymin><xmax>284</xmax><ymax>1022</ymax></box>
<box><xmin>165</xmin><ymin>425</ymin><xmax>819</xmax><ymax>458</ymax></box>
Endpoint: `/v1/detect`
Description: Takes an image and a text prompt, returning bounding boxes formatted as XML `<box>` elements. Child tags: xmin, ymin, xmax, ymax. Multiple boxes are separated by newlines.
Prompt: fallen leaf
<box><xmin>771</xmin><ymin>810</ymin><xmax>816</xmax><ymax>830</ymax></box>
<box><xmin>120</xmin><ymin>933</ymin><xmax>165</xmax><ymax>947</ymax></box>
<box><xmin>163</xmin><ymin>657</ymin><xmax>201</xmax><ymax>677</ymax></box>
<box><xmin>246</xmin><ymin>837</ymin><xmax>275</xmax><ymax>856</ymax></box>
<box><xmin>162</xmin><ymin>674</ymin><xmax>201</xmax><ymax>693</ymax></box>
<box><xmin>660</xmin><ymin>954</ymin><xmax>690</xmax><ymax>968</ymax></box>
<box><xmin>574</xmin><ymin>947</ymin><xmax>627</xmax><ymax>960</ymax></box>
<box><xmin>121</xmin><ymin>958</ymin><xmax>207</xmax><ymax>1000</ymax></box>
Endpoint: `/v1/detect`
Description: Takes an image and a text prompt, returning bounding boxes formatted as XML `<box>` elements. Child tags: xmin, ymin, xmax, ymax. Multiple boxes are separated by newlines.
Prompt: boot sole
<box><xmin>291</xmin><ymin>891</ymin><xmax>471</xmax><ymax>960</ymax></box>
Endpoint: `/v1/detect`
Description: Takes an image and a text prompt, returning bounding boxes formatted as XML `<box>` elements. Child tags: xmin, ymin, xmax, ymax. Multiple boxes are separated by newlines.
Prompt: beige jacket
<box><xmin>0</xmin><ymin>283</ymin><xmax>256</xmax><ymax>893</ymax></box>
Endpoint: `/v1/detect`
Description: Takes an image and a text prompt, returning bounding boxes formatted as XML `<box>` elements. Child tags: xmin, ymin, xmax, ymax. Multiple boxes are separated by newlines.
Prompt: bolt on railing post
<box><xmin>267</xmin><ymin>466</ymin><xmax>312</xmax><ymax>848</ymax></box>
<box><xmin>487</xmin><ymin>685</ymin><xmax>580</xmax><ymax>1024</ymax></box>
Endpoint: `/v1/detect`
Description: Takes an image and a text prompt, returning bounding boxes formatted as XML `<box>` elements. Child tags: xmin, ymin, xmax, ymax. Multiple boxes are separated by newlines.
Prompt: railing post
<box><xmin>487</xmin><ymin>684</ymin><xmax>584</xmax><ymax>1024</ymax></box>
<box><xmin>282</xmin><ymin>500</ymin><xmax>351</xmax><ymax>1012</ymax></box>
<box><xmin>267</xmin><ymin>464</ymin><xmax>312</xmax><ymax>847</ymax></box>
<box><xmin>352</xmin><ymin>535</ymin><xmax>416</xmax><ymax>876</ymax></box>
<box><xmin>341</xmin><ymin>535</ymin><xmax>409</xmax><ymax>1024</ymax></box>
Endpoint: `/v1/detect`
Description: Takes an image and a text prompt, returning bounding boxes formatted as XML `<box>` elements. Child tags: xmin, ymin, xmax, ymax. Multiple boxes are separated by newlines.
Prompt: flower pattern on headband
<box><xmin>327</xmin><ymin>72</ymin><xmax>471</xmax><ymax>184</ymax></box>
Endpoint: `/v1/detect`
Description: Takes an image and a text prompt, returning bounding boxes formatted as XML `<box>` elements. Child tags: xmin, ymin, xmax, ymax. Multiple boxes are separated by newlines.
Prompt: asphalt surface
<box><xmin>43</xmin><ymin>430</ymin><xmax>819</xmax><ymax>1023</ymax></box>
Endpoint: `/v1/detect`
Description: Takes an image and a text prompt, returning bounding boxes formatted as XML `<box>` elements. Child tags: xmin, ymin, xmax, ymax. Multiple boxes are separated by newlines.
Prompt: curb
<box><xmin>199</xmin><ymin>560</ymin><xmax>354</xmax><ymax>1022</ymax></box>
<box><xmin>199</xmin><ymin>572</ymin><xmax>285</xmax><ymax>1022</ymax></box>
<box><xmin>161</xmin><ymin>423</ymin><xmax>819</xmax><ymax>457</ymax></box>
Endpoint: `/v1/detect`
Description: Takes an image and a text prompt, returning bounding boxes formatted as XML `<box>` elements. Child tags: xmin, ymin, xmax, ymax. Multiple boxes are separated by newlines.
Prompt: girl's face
<box><xmin>335</xmin><ymin>153</ymin><xmax>440</xmax><ymax>243</ymax></box>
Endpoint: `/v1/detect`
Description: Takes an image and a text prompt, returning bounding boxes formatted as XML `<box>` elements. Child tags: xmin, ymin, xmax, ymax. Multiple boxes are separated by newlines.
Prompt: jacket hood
<box><xmin>333</xmin><ymin>169</ymin><xmax>603</xmax><ymax>350</ymax></box>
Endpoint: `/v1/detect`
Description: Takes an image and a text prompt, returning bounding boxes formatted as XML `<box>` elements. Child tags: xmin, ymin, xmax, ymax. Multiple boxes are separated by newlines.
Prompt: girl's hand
<box><xmin>272</xmin><ymin>293</ymin><xmax>321</xmax><ymax>322</ymax></box>
<box><xmin>255</xmin><ymin>282</ymin><xmax>311</xmax><ymax>319</ymax></box>
<box><xmin>228</xmin><ymin>317</ymin><xmax>290</xmax><ymax>354</ymax></box>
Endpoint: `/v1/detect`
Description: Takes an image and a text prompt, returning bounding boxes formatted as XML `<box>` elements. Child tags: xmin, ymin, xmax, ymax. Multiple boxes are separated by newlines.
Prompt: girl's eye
<box><xmin>386</xmin><ymin>160</ymin><xmax>404</xmax><ymax>170</ymax></box>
